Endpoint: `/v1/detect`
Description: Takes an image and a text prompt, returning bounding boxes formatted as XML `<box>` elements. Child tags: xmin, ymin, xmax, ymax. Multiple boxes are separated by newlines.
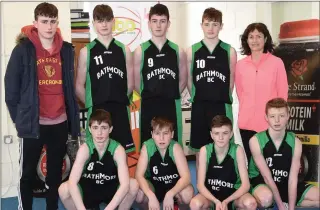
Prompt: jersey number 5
<box><xmin>94</xmin><ymin>55</ymin><xmax>103</xmax><ymax>65</ymax></box>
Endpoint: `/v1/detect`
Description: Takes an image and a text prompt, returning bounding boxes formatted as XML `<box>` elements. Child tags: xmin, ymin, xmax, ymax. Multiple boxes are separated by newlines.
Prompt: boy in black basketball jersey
<box><xmin>135</xmin><ymin>117</ymin><xmax>194</xmax><ymax>210</ymax></box>
<box><xmin>190</xmin><ymin>115</ymin><xmax>256</xmax><ymax>210</ymax></box>
<box><xmin>76</xmin><ymin>4</ymin><xmax>135</xmax><ymax>153</ymax></box>
<box><xmin>249</xmin><ymin>98</ymin><xmax>319</xmax><ymax>210</ymax></box>
<box><xmin>133</xmin><ymin>3</ymin><xmax>188</xmax><ymax>148</ymax></box>
<box><xmin>58</xmin><ymin>110</ymin><xmax>138</xmax><ymax>210</ymax></box>
<box><xmin>186</xmin><ymin>8</ymin><xmax>237</xmax><ymax>167</ymax></box>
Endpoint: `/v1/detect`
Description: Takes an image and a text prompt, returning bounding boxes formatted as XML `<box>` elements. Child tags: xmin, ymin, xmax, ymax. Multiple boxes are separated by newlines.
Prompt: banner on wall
<box><xmin>89</xmin><ymin>2</ymin><xmax>153</xmax><ymax>51</ymax></box>
<box><xmin>274</xmin><ymin>19</ymin><xmax>320</xmax><ymax>185</ymax></box>
<box><xmin>33</xmin><ymin>145</ymin><xmax>73</xmax><ymax>197</ymax></box>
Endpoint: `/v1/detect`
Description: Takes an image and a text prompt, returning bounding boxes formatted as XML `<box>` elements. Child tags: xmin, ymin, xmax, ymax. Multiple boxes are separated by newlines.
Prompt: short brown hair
<box><xmin>240</xmin><ymin>22</ymin><xmax>274</xmax><ymax>55</ymax></box>
<box><xmin>93</xmin><ymin>4</ymin><xmax>114</xmax><ymax>21</ymax></box>
<box><xmin>89</xmin><ymin>109</ymin><xmax>112</xmax><ymax>127</ymax></box>
<box><xmin>265</xmin><ymin>98</ymin><xmax>289</xmax><ymax>114</ymax></box>
<box><xmin>202</xmin><ymin>7</ymin><xmax>222</xmax><ymax>24</ymax></box>
<box><xmin>34</xmin><ymin>2</ymin><xmax>58</xmax><ymax>20</ymax></box>
<box><xmin>151</xmin><ymin>116</ymin><xmax>174</xmax><ymax>132</ymax></box>
<box><xmin>149</xmin><ymin>3</ymin><xmax>169</xmax><ymax>21</ymax></box>
<box><xmin>211</xmin><ymin>115</ymin><xmax>232</xmax><ymax>130</ymax></box>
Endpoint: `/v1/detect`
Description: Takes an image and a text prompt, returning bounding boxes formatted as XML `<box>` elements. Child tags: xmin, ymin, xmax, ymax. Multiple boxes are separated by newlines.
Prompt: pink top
<box><xmin>235</xmin><ymin>52</ymin><xmax>288</xmax><ymax>132</ymax></box>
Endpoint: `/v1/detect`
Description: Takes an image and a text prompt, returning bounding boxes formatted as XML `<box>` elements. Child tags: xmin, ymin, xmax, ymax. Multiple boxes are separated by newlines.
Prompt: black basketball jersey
<box><xmin>79</xmin><ymin>139</ymin><xmax>120</xmax><ymax>191</ymax></box>
<box><xmin>85</xmin><ymin>38</ymin><xmax>128</xmax><ymax>107</ymax></box>
<box><xmin>205</xmin><ymin>143</ymin><xmax>241</xmax><ymax>201</ymax></box>
<box><xmin>144</xmin><ymin>139</ymin><xmax>180</xmax><ymax>191</ymax></box>
<box><xmin>191</xmin><ymin>40</ymin><xmax>232</xmax><ymax>103</ymax></box>
<box><xmin>140</xmin><ymin>39</ymin><xmax>180</xmax><ymax>100</ymax></box>
<box><xmin>249</xmin><ymin>131</ymin><xmax>295</xmax><ymax>202</ymax></box>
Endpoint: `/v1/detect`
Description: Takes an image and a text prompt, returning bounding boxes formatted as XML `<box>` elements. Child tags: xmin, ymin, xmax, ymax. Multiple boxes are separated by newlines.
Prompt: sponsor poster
<box><xmin>274</xmin><ymin>19</ymin><xmax>319</xmax><ymax>185</ymax></box>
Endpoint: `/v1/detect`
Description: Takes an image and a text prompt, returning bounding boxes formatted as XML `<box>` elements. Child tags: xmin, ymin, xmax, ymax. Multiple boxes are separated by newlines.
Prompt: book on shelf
<box><xmin>71</xmin><ymin>32</ymin><xmax>90</xmax><ymax>39</ymax></box>
<box><xmin>71</xmin><ymin>12</ymin><xmax>89</xmax><ymax>19</ymax></box>
<box><xmin>71</xmin><ymin>22</ymin><xmax>89</xmax><ymax>27</ymax></box>
<box><xmin>70</xmin><ymin>9</ymin><xmax>90</xmax><ymax>39</ymax></box>
<box><xmin>71</xmin><ymin>18</ymin><xmax>90</xmax><ymax>23</ymax></box>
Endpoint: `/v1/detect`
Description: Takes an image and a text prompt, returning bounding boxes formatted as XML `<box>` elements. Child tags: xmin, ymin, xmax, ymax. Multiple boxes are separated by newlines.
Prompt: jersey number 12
<box><xmin>266</xmin><ymin>157</ymin><xmax>273</xmax><ymax>167</ymax></box>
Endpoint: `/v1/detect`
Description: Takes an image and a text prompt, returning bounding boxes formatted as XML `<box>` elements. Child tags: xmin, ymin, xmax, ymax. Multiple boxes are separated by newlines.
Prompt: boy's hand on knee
<box><xmin>148</xmin><ymin>194</ymin><xmax>160</xmax><ymax>210</ymax></box>
<box><xmin>215</xmin><ymin>201</ymin><xmax>223</xmax><ymax>210</ymax></box>
<box><xmin>221</xmin><ymin>200</ymin><xmax>228</xmax><ymax>210</ymax></box>
<box><xmin>163</xmin><ymin>193</ymin><xmax>174</xmax><ymax>210</ymax></box>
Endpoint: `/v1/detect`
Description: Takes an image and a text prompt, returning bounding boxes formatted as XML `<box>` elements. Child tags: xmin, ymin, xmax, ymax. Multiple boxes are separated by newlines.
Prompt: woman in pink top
<box><xmin>235</xmin><ymin>23</ymin><xmax>288</xmax><ymax>161</ymax></box>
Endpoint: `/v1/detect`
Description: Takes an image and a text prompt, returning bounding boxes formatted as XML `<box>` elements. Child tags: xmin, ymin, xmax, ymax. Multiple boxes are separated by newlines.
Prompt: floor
<box><xmin>1</xmin><ymin>154</ymin><xmax>318</xmax><ymax>210</ymax></box>
<box><xmin>1</xmin><ymin>158</ymin><xmax>198</xmax><ymax>210</ymax></box>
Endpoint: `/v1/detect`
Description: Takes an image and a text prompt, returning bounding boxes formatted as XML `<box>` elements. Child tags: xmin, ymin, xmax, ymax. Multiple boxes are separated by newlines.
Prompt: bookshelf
<box><xmin>70</xmin><ymin>9</ymin><xmax>90</xmax><ymax>108</ymax></box>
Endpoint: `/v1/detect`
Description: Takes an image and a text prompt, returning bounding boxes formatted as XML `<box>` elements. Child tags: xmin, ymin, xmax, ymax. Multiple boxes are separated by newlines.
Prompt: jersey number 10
<box><xmin>196</xmin><ymin>59</ymin><xmax>205</xmax><ymax>68</ymax></box>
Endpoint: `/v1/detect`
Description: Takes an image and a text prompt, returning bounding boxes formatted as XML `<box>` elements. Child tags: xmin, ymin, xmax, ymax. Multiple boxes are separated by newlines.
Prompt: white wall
<box><xmin>1</xmin><ymin>1</ymin><xmax>71</xmax><ymax>198</ymax></box>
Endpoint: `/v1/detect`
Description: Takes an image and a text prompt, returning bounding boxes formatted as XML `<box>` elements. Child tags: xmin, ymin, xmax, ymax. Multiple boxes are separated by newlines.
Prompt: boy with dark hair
<box><xmin>5</xmin><ymin>2</ymin><xmax>80</xmax><ymax>210</ymax></box>
<box><xmin>133</xmin><ymin>3</ymin><xmax>188</xmax><ymax>148</ymax></box>
<box><xmin>249</xmin><ymin>98</ymin><xmax>319</xmax><ymax>210</ymax></box>
<box><xmin>187</xmin><ymin>7</ymin><xmax>237</xmax><ymax>168</ymax></box>
<box><xmin>76</xmin><ymin>4</ymin><xmax>135</xmax><ymax>153</ymax></box>
<box><xmin>135</xmin><ymin>116</ymin><xmax>194</xmax><ymax>210</ymax></box>
<box><xmin>59</xmin><ymin>109</ymin><xmax>138</xmax><ymax>210</ymax></box>
<box><xmin>190</xmin><ymin>115</ymin><xmax>256</xmax><ymax>210</ymax></box>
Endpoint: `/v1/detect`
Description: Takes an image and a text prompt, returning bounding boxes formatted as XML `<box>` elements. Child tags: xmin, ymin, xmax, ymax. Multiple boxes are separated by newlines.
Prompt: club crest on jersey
<box><xmin>44</xmin><ymin>65</ymin><xmax>55</xmax><ymax>77</ymax></box>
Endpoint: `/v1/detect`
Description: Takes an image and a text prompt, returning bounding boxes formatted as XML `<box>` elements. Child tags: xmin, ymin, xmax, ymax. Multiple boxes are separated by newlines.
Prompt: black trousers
<box><xmin>19</xmin><ymin>121</ymin><xmax>68</xmax><ymax>210</ymax></box>
<box><xmin>239</xmin><ymin>129</ymin><xmax>257</xmax><ymax>163</ymax></box>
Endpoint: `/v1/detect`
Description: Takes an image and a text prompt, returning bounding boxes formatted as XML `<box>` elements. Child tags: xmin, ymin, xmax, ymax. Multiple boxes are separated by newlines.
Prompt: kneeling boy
<box><xmin>59</xmin><ymin>110</ymin><xmax>138</xmax><ymax>210</ymax></box>
<box><xmin>190</xmin><ymin>115</ymin><xmax>256</xmax><ymax>210</ymax></box>
<box><xmin>135</xmin><ymin>116</ymin><xmax>194</xmax><ymax>210</ymax></box>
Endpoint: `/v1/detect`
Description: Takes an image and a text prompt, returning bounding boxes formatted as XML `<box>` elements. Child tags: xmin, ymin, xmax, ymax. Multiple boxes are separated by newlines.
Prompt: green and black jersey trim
<box><xmin>144</xmin><ymin>139</ymin><xmax>177</xmax><ymax>178</ymax></box>
<box><xmin>84</xmin><ymin>40</ymin><xmax>134</xmax><ymax>153</ymax></box>
<box><xmin>205</xmin><ymin>143</ymin><xmax>241</xmax><ymax>189</ymax></box>
<box><xmin>84</xmin><ymin>40</ymin><xmax>96</xmax><ymax>141</ymax></box>
<box><xmin>167</xmin><ymin>41</ymin><xmax>183</xmax><ymax>147</ymax></box>
<box><xmin>190</xmin><ymin>40</ymin><xmax>233</xmax><ymax>104</ymax></box>
<box><xmin>190</xmin><ymin>41</ymin><xmax>202</xmax><ymax>102</ymax></box>
<box><xmin>248</xmin><ymin>131</ymin><xmax>296</xmax><ymax>179</ymax></box>
<box><xmin>138</xmin><ymin>40</ymin><xmax>183</xmax><ymax>150</ymax></box>
<box><xmin>86</xmin><ymin>139</ymin><xmax>120</xmax><ymax>165</ymax></box>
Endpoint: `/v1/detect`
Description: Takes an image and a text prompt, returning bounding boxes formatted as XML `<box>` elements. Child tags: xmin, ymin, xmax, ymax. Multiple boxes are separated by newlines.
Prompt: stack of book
<box><xmin>71</xmin><ymin>9</ymin><xmax>90</xmax><ymax>39</ymax></box>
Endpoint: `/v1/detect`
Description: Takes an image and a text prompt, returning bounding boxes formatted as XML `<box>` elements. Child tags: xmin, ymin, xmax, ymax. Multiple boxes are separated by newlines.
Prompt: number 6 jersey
<box><xmin>144</xmin><ymin>139</ymin><xmax>180</xmax><ymax>201</ymax></box>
